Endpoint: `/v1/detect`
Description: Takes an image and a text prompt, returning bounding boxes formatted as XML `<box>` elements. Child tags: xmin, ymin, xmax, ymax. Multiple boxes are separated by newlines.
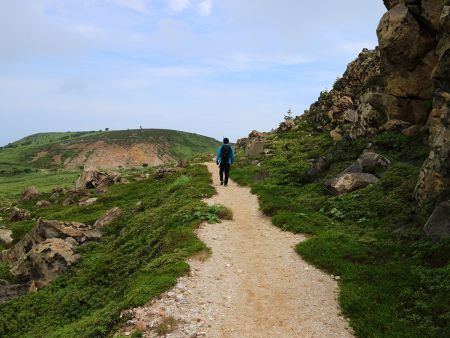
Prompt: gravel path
<box><xmin>122</xmin><ymin>162</ymin><xmax>353</xmax><ymax>337</ymax></box>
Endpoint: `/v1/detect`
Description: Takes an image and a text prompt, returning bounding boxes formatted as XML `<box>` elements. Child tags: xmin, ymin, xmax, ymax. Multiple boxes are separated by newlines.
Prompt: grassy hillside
<box><xmin>0</xmin><ymin>129</ymin><xmax>219</xmax><ymax>173</ymax></box>
<box><xmin>0</xmin><ymin>164</ymin><xmax>226</xmax><ymax>337</ymax></box>
<box><xmin>232</xmin><ymin>119</ymin><xmax>450</xmax><ymax>337</ymax></box>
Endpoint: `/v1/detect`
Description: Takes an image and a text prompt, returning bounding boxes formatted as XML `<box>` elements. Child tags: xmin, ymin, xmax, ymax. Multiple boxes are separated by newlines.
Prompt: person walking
<box><xmin>216</xmin><ymin>138</ymin><xmax>234</xmax><ymax>186</ymax></box>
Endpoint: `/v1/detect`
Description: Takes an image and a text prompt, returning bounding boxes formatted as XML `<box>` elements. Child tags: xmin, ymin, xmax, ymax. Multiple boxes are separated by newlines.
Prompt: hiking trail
<box><xmin>123</xmin><ymin>162</ymin><xmax>353</xmax><ymax>337</ymax></box>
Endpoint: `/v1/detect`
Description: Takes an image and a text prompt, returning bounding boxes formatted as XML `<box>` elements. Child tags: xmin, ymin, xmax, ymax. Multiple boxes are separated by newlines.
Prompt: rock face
<box><xmin>301</xmin><ymin>2</ymin><xmax>449</xmax><ymax>206</ymax></box>
<box><xmin>9</xmin><ymin>207</ymin><xmax>31</xmax><ymax>222</ymax></box>
<box><xmin>423</xmin><ymin>200</ymin><xmax>450</xmax><ymax>242</ymax></box>
<box><xmin>325</xmin><ymin>173</ymin><xmax>380</xmax><ymax>195</ymax></box>
<box><xmin>1</xmin><ymin>219</ymin><xmax>101</xmax><ymax>287</ymax></box>
<box><xmin>75</xmin><ymin>167</ymin><xmax>122</xmax><ymax>191</ymax></box>
<box><xmin>236</xmin><ymin>130</ymin><xmax>269</xmax><ymax>159</ymax></box>
<box><xmin>21</xmin><ymin>187</ymin><xmax>40</xmax><ymax>201</ymax></box>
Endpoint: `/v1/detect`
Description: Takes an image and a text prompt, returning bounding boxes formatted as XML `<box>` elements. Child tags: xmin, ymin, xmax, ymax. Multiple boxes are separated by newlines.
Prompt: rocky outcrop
<box><xmin>236</xmin><ymin>130</ymin><xmax>270</xmax><ymax>159</ymax></box>
<box><xmin>154</xmin><ymin>167</ymin><xmax>178</xmax><ymax>179</ymax></box>
<box><xmin>423</xmin><ymin>200</ymin><xmax>450</xmax><ymax>241</ymax></box>
<box><xmin>21</xmin><ymin>186</ymin><xmax>40</xmax><ymax>201</ymax></box>
<box><xmin>414</xmin><ymin>5</ymin><xmax>450</xmax><ymax>203</ymax></box>
<box><xmin>9</xmin><ymin>207</ymin><xmax>31</xmax><ymax>222</ymax></box>
<box><xmin>75</xmin><ymin>167</ymin><xmax>122</xmax><ymax>192</ymax></box>
<box><xmin>36</xmin><ymin>200</ymin><xmax>51</xmax><ymax>208</ymax></box>
<box><xmin>1</xmin><ymin>219</ymin><xmax>101</xmax><ymax>287</ymax></box>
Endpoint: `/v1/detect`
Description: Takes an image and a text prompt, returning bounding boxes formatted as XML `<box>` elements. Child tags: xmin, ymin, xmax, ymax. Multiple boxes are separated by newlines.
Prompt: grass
<box><xmin>231</xmin><ymin>119</ymin><xmax>450</xmax><ymax>338</ymax></box>
<box><xmin>0</xmin><ymin>164</ymin><xmax>224</xmax><ymax>337</ymax></box>
<box><xmin>0</xmin><ymin>170</ymin><xmax>79</xmax><ymax>205</ymax></box>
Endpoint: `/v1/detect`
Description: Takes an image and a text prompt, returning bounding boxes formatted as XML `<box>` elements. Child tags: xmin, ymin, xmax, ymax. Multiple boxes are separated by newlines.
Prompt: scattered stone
<box><xmin>21</xmin><ymin>186</ymin><xmax>40</xmax><ymax>201</ymax></box>
<box><xmin>36</xmin><ymin>200</ymin><xmax>51</xmax><ymax>208</ymax></box>
<box><xmin>307</xmin><ymin>156</ymin><xmax>331</xmax><ymax>179</ymax></box>
<box><xmin>0</xmin><ymin>228</ymin><xmax>13</xmax><ymax>245</ymax></box>
<box><xmin>0</xmin><ymin>281</ymin><xmax>30</xmax><ymax>304</ymax></box>
<box><xmin>423</xmin><ymin>200</ymin><xmax>450</xmax><ymax>242</ymax></box>
<box><xmin>9</xmin><ymin>207</ymin><xmax>31</xmax><ymax>222</ymax></box>
<box><xmin>94</xmin><ymin>207</ymin><xmax>122</xmax><ymax>228</ymax></box>
<box><xmin>51</xmin><ymin>187</ymin><xmax>65</xmax><ymax>194</ymax></box>
<box><xmin>154</xmin><ymin>167</ymin><xmax>178</xmax><ymax>179</ymax></box>
<box><xmin>62</xmin><ymin>198</ymin><xmax>75</xmax><ymax>206</ymax></box>
<box><xmin>78</xmin><ymin>197</ymin><xmax>98</xmax><ymax>207</ymax></box>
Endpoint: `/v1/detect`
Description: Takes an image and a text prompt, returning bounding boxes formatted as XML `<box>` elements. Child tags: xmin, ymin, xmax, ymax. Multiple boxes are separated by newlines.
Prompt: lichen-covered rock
<box><xmin>1</xmin><ymin>219</ymin><xmax>101</xmax><ymax>288</ymax></box>
<box><xmin>325</xmin><ymin>173</ymin><xmax>380</xmax><ymax>195</ymax></box>
<box><xmin>9</xmin><ymin>207</ymin><xmax>31</xmax><ymax>222</ymax></box>
<box><xmin>11</xmin><ymin>238</ymin><xmax>80</xmax><ymax>287</ymax></box>
<box><xmin>21</xmin><ymin>186</ymin><xmax>40</xmax><ymax>201</ymax></box>
<box><xmin>246</xmin><ymin>140</ymin><xmax>268</xmax><ymax>158</ymax></box>
<box><xmin>380</xmin><ymin>119</ymin><xmax>411</xmax><ymax>132</ymax></box>
<box><xmin>423</xmin><ymin>200</ymin><xmax>450</xmax><ymax>242</ymax></box>
<box><xmin>1</xmin><ymin>219</ymin><xmax>101</xmax><ymax>265</ymax></box>
<box><xmin>75</xmin><ymin>167</ymin><xmax>121</xmax><ymax>192</ymax></box>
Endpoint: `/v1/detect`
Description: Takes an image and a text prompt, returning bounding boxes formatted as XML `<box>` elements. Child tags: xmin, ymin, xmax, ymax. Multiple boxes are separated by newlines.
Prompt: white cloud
<box><xmin>168</xmin><ymin>0</ymin><xmax>191</xmax><ymax>12</ymax></box>
<box><xmin>111</xmin><ymin>0</ymin><xmax>147</xmax><ymax>13</ymax></box>
<box><xmin>198</xmin><ymin>0</ymin><xmax>212</xmax><ymax>16</ymax></box>
<box><xmin>75</xmin><ymin>25</ymin><xmax>106</xmax><ymax>39</ymax></box>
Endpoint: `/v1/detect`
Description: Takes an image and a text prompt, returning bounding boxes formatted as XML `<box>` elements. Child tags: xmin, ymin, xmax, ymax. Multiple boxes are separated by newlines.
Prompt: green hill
<box><xmin>0</xmin><ymin>129</ymin><xmax>219</xmax><ymax>174</ymax></box>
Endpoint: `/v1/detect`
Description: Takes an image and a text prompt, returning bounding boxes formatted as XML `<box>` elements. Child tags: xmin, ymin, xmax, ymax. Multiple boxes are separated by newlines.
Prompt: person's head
<box><xmin>223</xmin><ymin>138</ymin><xmax>229</xmax><ymax>144</ymax></box>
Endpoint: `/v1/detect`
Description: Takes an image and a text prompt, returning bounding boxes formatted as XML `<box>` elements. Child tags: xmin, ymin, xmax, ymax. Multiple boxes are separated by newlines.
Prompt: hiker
<box><xmin>216</xmin><ymin>138</ymin><xmax>234</xmax><ymax>186</ymax></box>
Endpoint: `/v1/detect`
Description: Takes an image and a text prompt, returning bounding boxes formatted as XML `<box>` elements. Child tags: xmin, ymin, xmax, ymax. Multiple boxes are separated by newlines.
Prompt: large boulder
<box><xmin>0</xmin><ymin>281</ymin><xmax>30</xmax><ymax>305</ymax></box>
<box><xmin>342</xmin><ymin>151</ymin><xmax>391</xmax><ymax>175</ymax></box>
<box><xmin>9</xmin><ymin>207</ymin><xmax>31</xmax><ymax>222</ymax></box>
<box><xmin>246</xmin><ymin>140</ymin><xmax>268</xmax><ymax>158</ymax></box>
<box><xmin>423</xmin><ymin>201</ymin><xmax>450</xmax><ymax>242</ymax></box>
<box><xmin>11</xmin><ymin>238</ymin><xmax>80</xmax><ymax>287</ymax></box>
<box><xmin>75</xmin><ymin>167</ymin><xmax>121</xmax><ymax>191</ymax></box>
<box><xmin>325</xmin><ymin>173</ymin><xmax>380</xmax><ymax>195</ymax></box>
<box><xmin>21</xmin><ymin>186</ymin><xmax>40</xmax><ymax>201</ymax></box>
<box><xmin>2</xmin><ymin>219</ymin><xmax>101</xmax><ymax>265</ymax></box>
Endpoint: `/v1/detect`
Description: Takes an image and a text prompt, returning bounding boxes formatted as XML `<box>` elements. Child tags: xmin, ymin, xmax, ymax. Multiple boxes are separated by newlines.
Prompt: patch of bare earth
<box><xmin>63</xmin><ymin>141</ymin><xmax>175</xmax><ymax>169</ymax></box>
<box><xmin>120</xmin><ymin>162</ymin><xmax>353</xmax><ymax>337</ymax></box>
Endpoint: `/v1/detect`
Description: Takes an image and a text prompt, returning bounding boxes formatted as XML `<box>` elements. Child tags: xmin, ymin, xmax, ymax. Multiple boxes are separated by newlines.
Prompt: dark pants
<box><xmin>219</xmin><ymin>163</ymin><xmax>230</xmax><ymax>185</ymax></box>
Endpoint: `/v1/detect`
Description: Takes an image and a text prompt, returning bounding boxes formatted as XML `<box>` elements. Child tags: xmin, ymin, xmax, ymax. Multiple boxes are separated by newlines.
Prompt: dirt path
<box><xmin>124</xmin><ymin>162</ymin><xmax>353</xmax><ymax>337</ymax></box>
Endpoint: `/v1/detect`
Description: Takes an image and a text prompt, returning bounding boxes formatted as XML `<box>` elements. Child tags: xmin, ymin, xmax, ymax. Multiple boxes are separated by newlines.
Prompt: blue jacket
<box><xmin>216</xmin><ymin>144</ymin><xmax>234</xmax><ymax>165</ymax></box>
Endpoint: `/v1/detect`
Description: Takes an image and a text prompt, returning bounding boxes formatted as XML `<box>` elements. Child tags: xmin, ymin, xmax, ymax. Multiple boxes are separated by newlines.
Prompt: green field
<box><xmin>231</xmin><ymin>119</ymin><xmax>450</xmax><ymax>337</ymax></box>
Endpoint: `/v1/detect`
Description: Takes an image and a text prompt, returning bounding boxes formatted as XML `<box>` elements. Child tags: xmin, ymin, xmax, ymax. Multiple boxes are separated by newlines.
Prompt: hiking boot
<box><xmin>224</xmin><ymin>183</ymin><xmax>228</xmax><ymax>187</ymax></box>
<box><xmin>220</xmin><ymin>181</ymin><xmax>224</xmax><ymax>186</ymax></box>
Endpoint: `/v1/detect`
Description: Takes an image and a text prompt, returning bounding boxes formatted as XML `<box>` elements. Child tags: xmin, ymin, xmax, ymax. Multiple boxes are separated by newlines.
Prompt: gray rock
<box><xmin>325</xmin><ymin>173</ymin><xmax>379</xmax><ymax>195</ymax></box>
<box><xmin>424</xmin><ymin>201</ymin><xmax>450</xmax><ymax>242</ymax></box>
<box><xmin>0</xmin><ymin>228</ymin><xmax>13</xmax><ymax>245</ymax></box>
<box><xmin>9</xmin><ymin>207</ymin><xmax>31</xmax><ymax>222</ymax></box>
<box><xmin>94</xmin><ymin>207</ymin><xmax>122</xmax><ymax>228</ymax></box>
<box><xmin>21</xmin><ymin>186</ymin><xmax>40</xmax><ymax>201</ymax></box>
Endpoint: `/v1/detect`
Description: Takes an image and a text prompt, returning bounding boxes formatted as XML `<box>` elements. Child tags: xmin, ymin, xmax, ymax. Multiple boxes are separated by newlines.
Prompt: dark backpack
<box><xmin>220</xmin><ymin>145</ymin><xmax>231</xmax><ymax>163</ymax></box>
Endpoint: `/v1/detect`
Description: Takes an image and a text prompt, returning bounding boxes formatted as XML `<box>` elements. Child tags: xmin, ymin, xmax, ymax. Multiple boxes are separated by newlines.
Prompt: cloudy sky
<box><xmin>0</xmin><ymin>0</ymin><xmax>386</xmax><ymax>145</ymax></box>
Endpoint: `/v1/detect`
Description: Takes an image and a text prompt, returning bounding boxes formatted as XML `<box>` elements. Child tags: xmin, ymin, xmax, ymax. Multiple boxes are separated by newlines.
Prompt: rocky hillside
<box><xmin>304</xmin><ymin>0</ymin><xmax>449</xmax><ymax>205</ymax></box>
<box><xmin>0</xmin><ymin>129</ymin><xmax>219</xmax><ymax>172</ymax></box>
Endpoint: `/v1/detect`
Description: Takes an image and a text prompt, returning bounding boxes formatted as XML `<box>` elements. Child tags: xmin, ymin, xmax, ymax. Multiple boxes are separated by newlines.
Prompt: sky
<box><xmin>0</xmin><ymin>0</ymin><xmax>386</xmax><ymax>145</ymax></box>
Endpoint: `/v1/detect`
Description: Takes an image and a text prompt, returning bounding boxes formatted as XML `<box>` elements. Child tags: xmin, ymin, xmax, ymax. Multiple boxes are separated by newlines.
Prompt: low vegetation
<box><xmin>232</xmin><ymin>119</ymin><xmax>450</xmax><ymax>337</ymax></box>
<box><xmin>0</xmin><ymin>164</ymin><xmax>223</xmax><ymax>337</ymax></box>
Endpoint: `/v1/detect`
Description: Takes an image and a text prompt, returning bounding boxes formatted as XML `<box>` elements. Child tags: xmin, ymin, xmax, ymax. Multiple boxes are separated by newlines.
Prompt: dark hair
<box><xmin>223</xmin><ymin>138</ymin><xmax>229</xmax><ymax>144</ymax></box>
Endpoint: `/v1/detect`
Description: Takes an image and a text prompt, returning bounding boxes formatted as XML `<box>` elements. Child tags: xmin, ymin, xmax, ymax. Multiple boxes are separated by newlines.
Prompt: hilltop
<box><xmin>0</xmin><ymin>129</ymin><xmax>219</xmax><ymax>172</ymax></box>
